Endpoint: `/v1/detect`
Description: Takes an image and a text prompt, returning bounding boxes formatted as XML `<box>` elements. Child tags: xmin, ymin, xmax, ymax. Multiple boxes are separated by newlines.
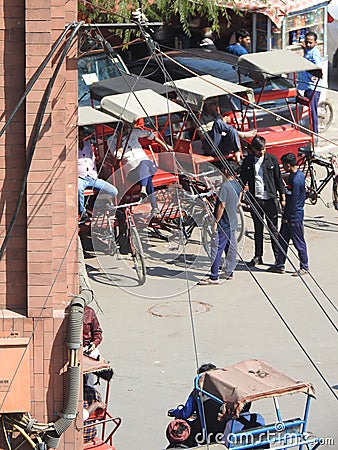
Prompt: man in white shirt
<box><xmin>78</xmin><ymin>126</ymin><xmax>118</xmax><ymax>223</ymax></box>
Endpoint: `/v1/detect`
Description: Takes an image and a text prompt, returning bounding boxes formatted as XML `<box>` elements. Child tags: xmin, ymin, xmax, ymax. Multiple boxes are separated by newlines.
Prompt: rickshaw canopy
<box><xmin>198</xmin><ymin>359</ymin><xmax>315</xmax><ymax>412</ymax></box>
<box><xmin>78</xmin><ymin>106</ymin><xmax>120</xmax><ymax>126</ymax></box>
<box><xmin>164</xmin><ymin>74</ymin><xmax>255</xmax><ymax>111</ymax></box>
<box><xmin>237</xmin><ymin>50</ymin><xmax>322</xmax><ymax>81</ymax></box>
<box><xmin>100</xmin><ymin>89</ymin><xmax>187</xmax><ymax>124</ymax></box>
<box><xmin>90</xmin><ymin>73</ymin><xmax>175</xmax><ymax>102</ymax></box>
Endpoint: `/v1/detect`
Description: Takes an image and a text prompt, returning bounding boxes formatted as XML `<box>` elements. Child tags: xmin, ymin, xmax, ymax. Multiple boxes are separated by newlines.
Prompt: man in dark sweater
<box><xmin>267</xmin><ymin>152</ymin><xmax>309</xmax><ymax>276</ymax></box>
<box><xmin>240</xmin><ymin>136</ymin><xmax>286</xmax><ymax>266</ymax></box>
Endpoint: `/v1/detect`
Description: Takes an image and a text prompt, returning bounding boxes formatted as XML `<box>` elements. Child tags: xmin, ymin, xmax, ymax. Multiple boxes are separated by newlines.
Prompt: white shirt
<box><xmin>107</xmin><ymin>128</ymin><xmax>154</xmax><ymax>173</ymax></box>
<box><xmin>78</xmin><ymin>140</ymin><xmax>98</xmax><ymax>179</ymax></box>
<box><xmin>254</xmin><ymin>155</ymin><xmax>266</xmax><ymax>199</ymax></box>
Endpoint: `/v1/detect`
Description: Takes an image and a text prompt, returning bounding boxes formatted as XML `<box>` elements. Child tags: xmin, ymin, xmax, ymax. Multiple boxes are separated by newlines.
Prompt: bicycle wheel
<box><xmin>298</xmin><ymin>157</ymin><xmax>318</xmax><ymax>205</ymax></box>
<box><xmin>201</xmin><ymin>206</ymin><xmax>245</xmax><ymax>259</ymax></box>
<box><xmin>91</xmin><ymin>212</ymin><xmax>118</xmax><ymax>256</ymax></box>
<box><xmin>129</xmin><ymin>225</ymin><xmax>146</xmax><ymax>285</ymax></box>
<box><xmin>317</xmin><ymin>100</ymin><xmax>333</xmax><ymax>134</ymax></box>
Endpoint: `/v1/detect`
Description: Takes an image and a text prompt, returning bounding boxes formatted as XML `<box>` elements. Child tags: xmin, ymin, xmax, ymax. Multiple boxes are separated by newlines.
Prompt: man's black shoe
<box><xmin>266</xmin><ymin>265</ymin><xmax>285</xmax><ymax>274</ymax></box>
<box><xmin>247</xmin><ymin>256</ymin><xmax>263</xmax><ymax>267</ymax></box>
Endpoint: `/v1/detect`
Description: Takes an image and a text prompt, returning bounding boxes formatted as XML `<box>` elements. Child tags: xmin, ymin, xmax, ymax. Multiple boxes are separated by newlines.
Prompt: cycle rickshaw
<box><xmin>82</xmin><ymin>355</ymin><xmax>121</xmax><ymax>450</ymax></box>
<box><xmin>236</xmin><ymin>49</ymin><xmax>323</xmax><ymax>161</ymax></box>
<box><xmin>179</xmin><ymin>359</ymin><xmax>321</xmax><ymax>450</ymax></box>
<box><xmin>78</xmin><ymin>106</ymin><xmax>148</xmax><ymax>285</ymax></box>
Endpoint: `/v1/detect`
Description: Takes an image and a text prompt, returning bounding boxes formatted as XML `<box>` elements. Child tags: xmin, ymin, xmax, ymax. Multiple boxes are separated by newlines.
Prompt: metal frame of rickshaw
<box><xmin>163</xmin><ymin>74</ymin><xmax>256</xmax><ymax>169</ymax></box>
<box><xmin>98</xmin><ymin>88</ymin><xmax>196</xmax><ymax>239</ymax></box>
<box><xmin>193</xmin><ymin>359</ymin><xmax>321</xmax><ymax>450</ymax></box>
<box><xmin>236</xmin><ymin>50</ymin><xmax>323</xmax><ymax>160</ymax></box>
<box><xmin>82</xmin><ymin>355</ymin><xmax>121</xmax><ymax>450</ymax></box>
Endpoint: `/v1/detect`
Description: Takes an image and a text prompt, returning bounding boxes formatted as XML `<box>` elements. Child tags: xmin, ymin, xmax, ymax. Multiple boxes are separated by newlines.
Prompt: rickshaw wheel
<box><xmin>129</xmin><ymin>225</ymin><xmax>146</xmax><ymax>285</ymax></box>
<box><xmin>318</xmin><ymin>99</ymin><xmax>333</xmax><ymax>133</ymax></box>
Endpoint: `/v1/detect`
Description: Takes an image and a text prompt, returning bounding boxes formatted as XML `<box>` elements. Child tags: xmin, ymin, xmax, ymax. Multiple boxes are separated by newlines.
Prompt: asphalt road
<box><xmin>84</xmin><ymin>67</ymin><xmax>338</xmax><ymax>450</ymax></box>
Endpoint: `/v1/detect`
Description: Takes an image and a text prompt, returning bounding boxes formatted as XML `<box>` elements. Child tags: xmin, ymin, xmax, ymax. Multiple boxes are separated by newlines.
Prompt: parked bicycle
<box><xmin>297</xmin><ymin>144</ymin><xmax>338</xmax><ymax>209</ymax></box>
<box><xmin>147</xmin><ymin>169</ymin><xmax>245</xmax><ymax>258</ymax></box>
<box><xmin>91</xmin><ymin>197</ymin><xmax>146</xmax><ymax>285</ymax></box>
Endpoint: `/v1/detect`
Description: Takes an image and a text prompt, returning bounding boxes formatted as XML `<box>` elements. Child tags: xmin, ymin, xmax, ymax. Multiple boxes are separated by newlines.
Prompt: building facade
<box><xmin>0</xmin><ymin>1</ymin><xmax>80</xmax><ymax>449</ymax></box>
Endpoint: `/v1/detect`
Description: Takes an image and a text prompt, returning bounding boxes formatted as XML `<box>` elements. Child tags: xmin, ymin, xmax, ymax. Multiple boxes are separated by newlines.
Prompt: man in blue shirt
<box><xmin>298</xmin><ymin>32</ymin><xmax>322</xmax><ymax>135</ymax></box>
<box><xmin>267</xmin><ymin>153</ymin><xmax>309</xmax><ymax>276</ymax></box>
<box><xmin>225</xmin><ymin>29</ymin><xmax>251</xmax><ymax>56</ymax></box>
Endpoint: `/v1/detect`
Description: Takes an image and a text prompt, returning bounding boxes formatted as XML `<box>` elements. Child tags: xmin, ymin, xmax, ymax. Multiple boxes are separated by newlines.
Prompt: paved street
<box><xmin>85</xmin><ymin>69</ymin><xmax>338</xmax><ymax>450</ymax></box>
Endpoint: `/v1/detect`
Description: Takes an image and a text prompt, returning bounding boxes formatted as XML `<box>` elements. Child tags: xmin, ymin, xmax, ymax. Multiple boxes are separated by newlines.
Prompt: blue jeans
<box><xmin>211</xmin><ymin>119</ymin><xmax>241</xmax><ymax>156</ymax></box>
<box><xmin>78</xmin><ymin>176</ymin><xmax>118</xmax><ymax>214</ymax></box>
<box><xmin>210</xmin><ymin>228</ymin><xmax>237</xmax><ymax>280</ymax></box>
<box><xmin>128</xmin><ymin>160</ymin><xmax>158</xmax><ymax>207</ymax></box>
<box><xmin>304</xmin><ymin>89</ymin><xmax>320</xmax><ymax>135</ymax></box>
<box><xmin>276</xmin><ymin>221</ymin><xmax>309</xmax><ymax>271</ymax></box>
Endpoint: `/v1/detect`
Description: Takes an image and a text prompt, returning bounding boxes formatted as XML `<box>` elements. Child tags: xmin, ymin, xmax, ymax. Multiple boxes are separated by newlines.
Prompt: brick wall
<box><xmin>0</xmin><ymin>1</ymin><xmax>80</xmax><ymax>449</ymax></box>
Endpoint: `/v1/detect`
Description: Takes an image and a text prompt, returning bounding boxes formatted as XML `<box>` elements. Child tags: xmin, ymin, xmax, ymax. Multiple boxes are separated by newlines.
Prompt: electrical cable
<box><xmin>130</xmin><ymin>26</ymin><xmax>338</xmax><ymax>402</ymax></box>
<box><xmin>0</xmin><ymin>22</ymin><xmax>74</xmax><ymax>141</ymax></box>
<box><xmin>0</xmin><ymin>21</ymin><xmax>84</xmax><ymax>433</ymax></box>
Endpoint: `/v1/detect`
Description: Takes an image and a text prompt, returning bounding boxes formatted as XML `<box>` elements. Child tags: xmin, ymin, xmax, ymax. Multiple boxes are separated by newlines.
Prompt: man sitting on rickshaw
<box><xmin>167</xmin><ymin>363</ymin><xmax>226</xmax><ymax>447</ymax></box>
<box><xmin>78</xmin><ymin>126</ymin><xmax>118</xmax><ymax>224</ymax></box>
<box><xmin>107</xmin><ymin>124</ymin><xmax>172</xmax><ymax>218</ymax></box>
<box><xmin>199</xmin><ymin>97</ymin><xmax>256</xmax><ymax>163</ymax></box>
<box><xmin>83</xmin><ymin>378</ymin><xmax>106</xmax><ymax>443</ymax></box>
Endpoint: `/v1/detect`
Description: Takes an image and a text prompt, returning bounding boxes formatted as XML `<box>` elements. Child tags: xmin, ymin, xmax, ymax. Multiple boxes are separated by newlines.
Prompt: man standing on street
<box><xmin>298</xmin><ymin>31</ymin><xmax>322</xmax><ymax>137</ymax></box>
<box><xmin>240</xmin><ymin>135</ymin><xmax>286</xmax><ymax>267</ymax></box>
<box><xmin>267</xmin><ymin>153</ymin><xmax>309</xmax><ymax>276</ymax></box>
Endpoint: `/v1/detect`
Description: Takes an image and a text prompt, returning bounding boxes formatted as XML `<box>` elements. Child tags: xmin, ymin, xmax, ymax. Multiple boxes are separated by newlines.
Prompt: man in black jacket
<box><xmin>240</xmin><ymin>136</ymin><xmax>286</xmax><ymax>266</ymax></box>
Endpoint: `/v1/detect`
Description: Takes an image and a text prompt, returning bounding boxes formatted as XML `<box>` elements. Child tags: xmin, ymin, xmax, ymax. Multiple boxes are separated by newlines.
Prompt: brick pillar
<box><xmin>0</xmin><ymin>1</ymin><xmax>80</xmax><ymax>450</ymax></box>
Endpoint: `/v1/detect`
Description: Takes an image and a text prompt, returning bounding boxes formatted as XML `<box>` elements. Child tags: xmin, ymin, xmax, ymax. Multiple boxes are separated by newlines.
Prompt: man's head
<box><xmin>304</xmin><ymin>31</ymin><xmax>317</xmax><ymax>50</ymax></box>
<box><xmin>203</xmin><ymin>97</ymin><xmax>219</xmax><ymax>114</ymax></box>
<box><xmin>79</xmin><ymin>126</ymin><xmax>86</xmax><ymax>141</ymax></box>
<box><xmin>281</xmin><ymin>152</ymin><xmax>297</xmax><ymax>172</ymax></box>
<box><xmin>197</xmin><ymin>363</ymin><xmax>217</xmax><ymax>374</ymax></box>
<box><xmin>223</xmin><ymin>160</ymin><xmax>238</xmax><ymax>178</ymax></box>
<box><xmin>236</xmin><ymin>29</ymin><xmax>251</xmax><ymax>49</ymax></box>
<box><xmin>251</xmin><ymin>135</ymin><xmax>266</xmax><ymax>157</ymax></box>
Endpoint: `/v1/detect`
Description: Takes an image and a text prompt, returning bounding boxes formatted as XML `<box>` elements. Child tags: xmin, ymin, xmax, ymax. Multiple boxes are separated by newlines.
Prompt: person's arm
<box><xmin>212</xmin><ymin>201</ymin><xmax>225</xmax><ymax>234</ymax></box>
<box><xmin>153</xmin><ymin>134</ymin><xmax>173</xmax><ymax>152</ymax></box>
<box><xmin>237</xmin><ymin>129</ymin><xmax>257</xmax><ymax>140</ymax></box>
<box><xmin>167</xmin><ymin>392</ymin><xmax>197</xmax><ymax>419</ymax></box>
<box><xmin>90</xmin><ymin>313</ymin><xmax>103</xmax><ymax>349</ymax></box>
<box><xmin>283</xmin><ymin>176</ymin><xmax>299</xmax><ymax>222</ymax></box>
<box><xmin>85</xmin><ymin>401</ymin><xmax>106</xmax><ymax>419</ymax></box>
<box><xmin>273</xmin><ymin>158</ymin><xmax>286</xmax><ymax>207</ymax></box>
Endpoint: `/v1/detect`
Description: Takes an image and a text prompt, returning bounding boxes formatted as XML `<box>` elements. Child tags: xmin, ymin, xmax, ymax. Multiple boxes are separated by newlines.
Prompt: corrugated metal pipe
<box><xmin>44</xmin><ymin>239</ymin><xmax>93</xmax><ymax>448</ymax></box>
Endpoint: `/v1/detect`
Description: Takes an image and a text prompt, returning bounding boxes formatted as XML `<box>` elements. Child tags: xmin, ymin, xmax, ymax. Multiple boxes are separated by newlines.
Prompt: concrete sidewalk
<box><xmin>87</xmin><ymin>181</ymin><xmax>338</xmax><ymax>449</ymax></box>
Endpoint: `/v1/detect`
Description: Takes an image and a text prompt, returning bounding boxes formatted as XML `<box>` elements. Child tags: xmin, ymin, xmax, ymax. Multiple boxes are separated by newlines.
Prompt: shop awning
<box><xmin>215</xmin><ymin>0</ymin><xmax>324</xmax><ymax>28</ymax></box>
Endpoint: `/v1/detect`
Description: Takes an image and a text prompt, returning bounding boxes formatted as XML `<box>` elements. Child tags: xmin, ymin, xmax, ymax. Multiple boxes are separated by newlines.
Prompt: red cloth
<box><xmin>83</xmin><ymin>306</ymin><xmax>103</xmax><ymax>348</ymax></box>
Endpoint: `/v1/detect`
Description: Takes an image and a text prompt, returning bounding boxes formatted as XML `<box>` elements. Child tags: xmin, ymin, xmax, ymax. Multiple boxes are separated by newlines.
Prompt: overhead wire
<box><xmin>0</xmin><ymin>21</ymin><xmax>85</xmax><ymax>444</ymax></box>
<box><xmin>129</xmin><ymin>26</ymin><xmax>338</xmax><ymax>403</ymax></box>
<box><xmin>152</xmin><ymin>48</ymin><xmax>338</xmax><ymax>325</ymax></box>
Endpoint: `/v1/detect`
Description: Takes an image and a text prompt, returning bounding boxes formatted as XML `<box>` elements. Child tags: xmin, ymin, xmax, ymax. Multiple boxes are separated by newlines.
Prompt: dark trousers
<box><xmin>251</xmin><ymin>198</ymin><xmax>279</xmax><ymax>259</ymax></box>
<box><xmin>276</xmin><ymin>221</ymin><xmax>309</xmax><ymax>270</ymax></box>
<box><xmin>304</xmin><ymin>89</ymin><xmax>320</xmax><ymax>135</ymax></box>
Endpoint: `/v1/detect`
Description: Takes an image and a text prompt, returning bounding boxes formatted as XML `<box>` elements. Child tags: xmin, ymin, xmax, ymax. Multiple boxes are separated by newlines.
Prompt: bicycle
<box><xmin>297</xmin><ymin>145</ymin><xmax>338</xmax><ymax>209</ymax></box>
<box><xmin>147</xmin><ymin>169</ymin><xmax>245</xmax><ymax>259</ymax></box>
<box><xmin>90</xmin><ymin>197</ymin><xmax>146</xmax><ymax>285</ymax></box>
